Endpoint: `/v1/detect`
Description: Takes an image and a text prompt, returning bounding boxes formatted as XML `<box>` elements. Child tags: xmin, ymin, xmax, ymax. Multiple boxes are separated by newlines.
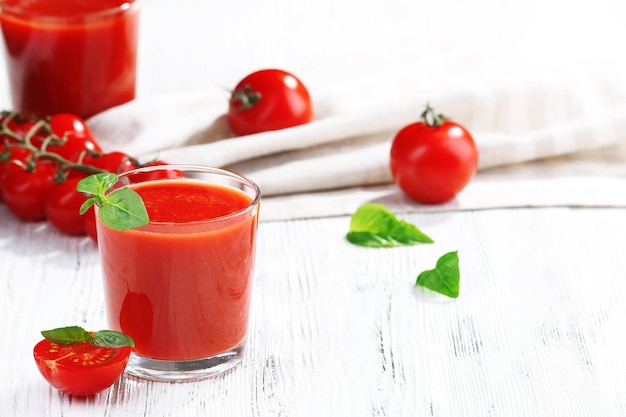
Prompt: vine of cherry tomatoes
<box><xmin>0</xmin><ymin>110</ymin><xmax>166</xmax><ymax>241</ymax></box>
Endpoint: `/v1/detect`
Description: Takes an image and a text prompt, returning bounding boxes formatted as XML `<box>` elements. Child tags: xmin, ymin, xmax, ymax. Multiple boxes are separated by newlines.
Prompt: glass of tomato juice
<box><xmin>0</xmin><ymin>0</ymin><xmax>140</xmax><ymax>119</ymax></box>
<box><xmin>96</xmin><ymin>165</ymin><xmax>261</xmax><ymax>381</ymax></box>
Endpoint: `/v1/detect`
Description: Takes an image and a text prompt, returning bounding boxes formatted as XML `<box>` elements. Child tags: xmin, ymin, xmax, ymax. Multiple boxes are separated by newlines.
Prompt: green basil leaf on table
<box><xmin>346</xmin><ymin>203</ymin><xmax>434</xmax><ymax>247</ymax></box>
<box><xmin>415</xmin><ymin>251</ymin><xmax>461</xmax><ymax>298</ymax></box>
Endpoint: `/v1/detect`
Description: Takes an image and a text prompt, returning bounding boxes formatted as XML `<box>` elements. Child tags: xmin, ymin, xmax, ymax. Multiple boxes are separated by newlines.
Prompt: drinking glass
<box><xmin>96</xmin><ymin>165</ymin><xmax>261</xmax><ymax>381</ymax></box>
<box><xmin>0</xmin><ymin>0</ymin><xmax>140</xmax><ymax>119</ymax></box>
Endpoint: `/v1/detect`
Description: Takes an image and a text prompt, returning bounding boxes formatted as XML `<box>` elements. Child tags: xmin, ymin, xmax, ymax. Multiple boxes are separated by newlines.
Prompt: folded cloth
<box><xmin>87</xmin><ymin>43</ymin><xmax>626</xmax><ymax>220</ymax></box>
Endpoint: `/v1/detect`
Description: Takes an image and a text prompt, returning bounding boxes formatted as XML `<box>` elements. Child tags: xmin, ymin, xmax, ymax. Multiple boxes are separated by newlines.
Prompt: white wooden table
<box><xmin>2</xmin><ymin>0</ymin><xmax>626</xmax><ymax>415</ymax></box>
<box><xmin>2</xmin><ymin>204</ymin><xmax>626</xmax><ymax>416</ymax></box>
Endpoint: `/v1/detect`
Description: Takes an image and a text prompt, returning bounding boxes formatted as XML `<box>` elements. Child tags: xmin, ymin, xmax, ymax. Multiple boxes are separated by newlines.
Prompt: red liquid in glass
<box><xmin>0</xmin><ymin>0</ymin><xmax>139</xmax><ymax>118</ymax></box>
<box><xmin>97</xmin><ymin>180</ymin><xmax>258</xmax><ymax>360</ymax></box>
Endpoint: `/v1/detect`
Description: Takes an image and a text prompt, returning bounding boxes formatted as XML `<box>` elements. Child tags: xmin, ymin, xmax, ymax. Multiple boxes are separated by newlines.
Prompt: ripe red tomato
<box><xmin>44</xmin><ymin>177</ymin><xmax>87</xmax><ymax>235</ymax></box>
<box><xmin>2</xmin><ymin>162</ymin><xmax>56</xmax><ymax>221</ymax></box>
<box><xmin>82</xmin><ymin>205</ymin><xmax>98</xmax><ymax>243</ymax></box>
<box><xmin>124</xmin><ymin>161</ymin><xmax>184</xmax><ymax>183</ymax></box>
<box><xmin>42</xmin><ymin>114</ymin><xmax>102</xmax><ymax>162</ymax></box>
<box><xmin>227</xmin><ymin>69</ymin><xmax>313</xmax><ymax>136</ymax></box>
<box><xmin>389</xmin><ymin>105</ymin><xmax>478</xmax><ymax>204</ymax></box>
<box><xmin>83</xmin><ymin>151</ymin><xmax>136</xmax><ymax>174</ymax></box>
<box><xmin>0</xmin><ymin>111</ymin><xmax>41</xmax><ymax>143</ymax></box>
<box><xmin>33</xmin><ymin>339</ymin><xmax>131</xmax><ymax>397</ymax></box>
<box><xmin>49</xmin><ymin>113</ymin><xmax>94</xmax><ymax>141</ymax></box>
<box><xmin>0</xmin><ymin>146</ymin><xmax>33</xmax><ymax>201</ymax></box>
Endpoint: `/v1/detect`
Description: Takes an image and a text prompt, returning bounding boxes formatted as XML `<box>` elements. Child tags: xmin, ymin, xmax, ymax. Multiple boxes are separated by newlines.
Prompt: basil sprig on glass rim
<box><xmin>41</xmin><ymin>325</ymin><xmax>135</xmax><ymax>348</ymax></box>
<box><xmin>77</xmin><ymin>172</ymin><xmax>149</xmax><ymax>231</ymax></box>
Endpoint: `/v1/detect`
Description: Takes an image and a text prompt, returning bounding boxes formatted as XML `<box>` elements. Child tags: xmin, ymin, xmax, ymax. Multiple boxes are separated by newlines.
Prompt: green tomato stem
<box><xmin>420</xmin><ymin>103</ymin><xmax>447</xmax><ymax>128</ymax></box>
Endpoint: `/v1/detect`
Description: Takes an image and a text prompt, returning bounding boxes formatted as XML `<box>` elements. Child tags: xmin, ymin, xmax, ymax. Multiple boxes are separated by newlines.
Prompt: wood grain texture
<box><xmin>2</xmin><ymin>204</ymin><xmax>626</xmax><ymax>416</ymax></box>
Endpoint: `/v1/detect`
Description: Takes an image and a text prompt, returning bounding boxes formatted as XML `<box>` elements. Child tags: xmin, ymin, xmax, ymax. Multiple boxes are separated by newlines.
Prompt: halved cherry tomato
<box><xmin>227</xmin><ymin>69</ymin><xmax>313</xmax><ymax>136</ymax></box>
<box><xmin>2</xmin><ymin>162</ymin><xmax>56</xmax><ymax>221</ymax></box>
<box><xmin>390</xmin><ymin>105</ymin><xmax>478</xmax><ymax>204</ymax></box>
<box><xmin>83</xmin><ymin>151</ymin><xmax>136</xmax><ymax>174</ymax></box>
<box><xmin>33</xmin><ymin>339</ymin><xmax>131</xmax><ymax>397</ymax></box>
<box><xmin>44</xmin><ymin>177</ymin><xmax>87</xmax><ymax>235</ymax></box>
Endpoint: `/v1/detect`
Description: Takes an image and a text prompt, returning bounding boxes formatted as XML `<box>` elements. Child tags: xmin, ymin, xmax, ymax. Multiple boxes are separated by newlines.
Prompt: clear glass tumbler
<box><xmin>96</xmin><ymin>165</ymin><xmax>261</xmax><ymax>381</ymax></box>
<box><xmin>0</xmin><ymin>0</ymin><xmax>140</xmax><ymax>119</ymax></box>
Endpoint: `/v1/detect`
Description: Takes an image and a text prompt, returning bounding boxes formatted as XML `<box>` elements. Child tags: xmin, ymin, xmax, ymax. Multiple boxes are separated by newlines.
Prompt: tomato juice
<box><xmin>97</xmin><ymin>175</ymin><xmax>260</xmax><ymax>362</ymax></box>
<box><xmin>0</xmin><ymin>0</ymin><xmax>139</xmax><ymax>119</ymax></box>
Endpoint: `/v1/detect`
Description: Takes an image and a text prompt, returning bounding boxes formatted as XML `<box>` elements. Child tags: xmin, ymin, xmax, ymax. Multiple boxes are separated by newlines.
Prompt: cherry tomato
<box><xmin>0</xmin><ymin>146</ymin><xmax>33</xmax><ymax>201</ymax></box>
<box><xmin>83</xmin><ymin>151</ymin><xmax>136</xmax><ymax>174</ymax></box>
<box><xmin>0</xmin><ymin>111</ymin><xmax>41</xmax><ymax>143</ymax></box>
<box><xmin>124</xmin><ymin>161</ymin><xmax>184</xmax><ymax>183</ymax></box>
<box><xmin>82</xmin><ymin>205</ymin><xmax>98</xmax><ymax>243</ymax></box>
<box><xmin>389</xmin><ymin>105</ymin><xmax>478</xmax><ymax>204</ymax></box>
<box><xmin>33</xmin><ymin>338</ymin><xmax>131</xmax><ymax>397</ymax></box>
<box><xmin>2</xmin><ymin>162</ymin><xmax>56</xmax><ymax>221</ymax></box>
<box><xmin>227</xmin><ymin>69</ymin><xmax>313</xmax><ymax>136</ymax></box>
<box><xmin>44</xmin><ymin>177</ymin><xmax>87</xmax><ymax>235</ymax></box>
<box><xmin>42</xmin><ymin>114</ymin><xmax>102</xmax><ymax>162</ymax></box>
<box><xmin>49</xmin><ymin>113</ymin><xmax>94</xmax><ymax>142</ymax></box>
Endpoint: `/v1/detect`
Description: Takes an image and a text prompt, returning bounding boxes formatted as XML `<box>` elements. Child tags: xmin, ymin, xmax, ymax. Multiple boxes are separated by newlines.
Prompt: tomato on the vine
<box><xmin>83</xmin><ymin>151</ymin><xmax>136</xmax><ymax>174</ymax></box>
<box><xmin>44</xmin><ymin>177</ymin><xmax>87</xmax><ymax>235</ymax></box>
<box><xmin>389</xmin><ymin>105</ymin><xmax>478</xmax><ymax>204</ymax></box>
<box><xmin>33</xmin><ymin>338</ymin><xmax>131</xmax><ymax>397</ymax></box>
<box><xmin>0</xmin><ymin>111</ymin><xmax>40</xmax><ymax>143</ymax></box>
<box><xmin>49</xmin><ymin>113</ymin><xmax>94</xmax><ymax>142</ymax></box>
<box><xmin>2</xmin><ymin>162</ymin><xmax>57</xmax><ymax>221</ymax></box>
<box><xmin>227</xmin><ymin>69</ymin><xmax>313</xmax><ymax>136</ymax></box>
<box><xmin>0</xmin><ymin>146</ymin><xmax>33</xmax><ymax>200</ymax></box>
<box><xmin>124</xmin><ymin>161</ymin><xmax>184</xmax><ymax>183</ymax></box>
<box><xmin>41</xmin><ymin>114</ymin><xmax>102</xmax><ymax>162</ymax></box>
<box><xmin>82</xmin><ymin>205</ymin><xmax>98</xmax><ymax>243</ymax></box>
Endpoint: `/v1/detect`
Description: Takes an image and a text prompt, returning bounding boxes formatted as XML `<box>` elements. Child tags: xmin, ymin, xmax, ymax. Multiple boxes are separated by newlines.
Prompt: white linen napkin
<box><xmin>86</xmin><ymin>43</ymin><xmax>626</xmax><ymax>220</ymax></box>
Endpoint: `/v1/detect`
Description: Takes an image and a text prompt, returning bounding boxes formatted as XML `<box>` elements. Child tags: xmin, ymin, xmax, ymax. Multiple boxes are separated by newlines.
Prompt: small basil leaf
<box><xmin>91</xmin><ymin>330</ymin><xmax>135</xmax><ymax>348</ymax></box>
<box><xmin>98</xmin><ymin>188</ymin><xmax>149</xmax><ymax>230</ymax></box>
<box><xmin>76</xmin><ymin>172</ymin><xmax>116</xmax><ymax>195</ymax></box>
<box><xmin>416</xmin><ymin>251</ymin><xmax>460</xmax><ymax>298</ymax></box>
<box><xmin>347</xmin><ymin>203</ymin><xmax>433</xmax><ymax>247</ymax></box>
<box><xmin>41</xmin><ymin>326</ymin><xmax>90</xmax><ymax>345</ymax></box>
<box><xmin>79</xmin><ymin>198</ymin><xmax>97</xmax><ymax>215</ymax></box>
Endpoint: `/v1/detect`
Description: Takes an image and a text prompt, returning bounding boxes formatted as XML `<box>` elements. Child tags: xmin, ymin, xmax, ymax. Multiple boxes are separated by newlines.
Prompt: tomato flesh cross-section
<box><xmin>33</xmin><ymin>339</ymin><xmax>131</xmax><ymax>396</ymax></box>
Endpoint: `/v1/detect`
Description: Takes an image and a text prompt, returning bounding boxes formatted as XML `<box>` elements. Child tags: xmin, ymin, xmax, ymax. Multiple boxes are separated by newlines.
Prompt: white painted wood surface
<box><xmin>2</xmin><ymin>0</ymin><xmax>626</xmax><ymax>415</ymax></box>
<box><xmin>2</xmin><ymin>204</ymin><xmax>626</xmax><ymax>416</ymax></box>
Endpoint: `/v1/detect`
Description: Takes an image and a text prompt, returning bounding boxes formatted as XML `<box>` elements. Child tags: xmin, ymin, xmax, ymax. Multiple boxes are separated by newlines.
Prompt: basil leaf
<box><xmin>41</xmin><ymin>326</ymin><xmax>90</xmax><ymax>345</ymax></box>
<box><xmin>91</xmin><ymin>330</ymin><xmax>135</xmax><ymax>348</ymax></box>
<box><xmin>98</xmin><ymin>188</ymin><xmax>149</xmax><ymax>230</ymax></box>
<box><xmin>77</xmin><ymin>173</ymin><xmax>150</xmax><ymax>231</ymax></box>
<box><xmin>346</xmin><ymin>203</ymin><xmax>433</xmax><ymax>247</ymax></box>
<box><xmin>79</xmin><ymin>197</ymin><xmax>97</xmax><ymax>215</ymax></box>
<box><xmin>416</xmin><ymin>251</ymin><xmax>460</xmax><ymax>298</ymax></box>
<box><xmin>76</xmin><ymin>172</ymin><xmax>117</xmax><ymax>195</ymax></box>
